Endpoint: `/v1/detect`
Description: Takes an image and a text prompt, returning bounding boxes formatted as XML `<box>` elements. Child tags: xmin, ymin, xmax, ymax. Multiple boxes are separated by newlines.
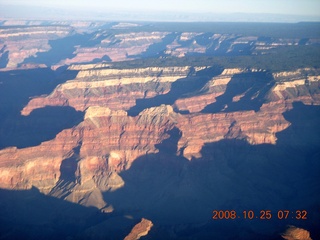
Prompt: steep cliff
<box><xmin>0</xmin><ymin>21</ymin><xmax>319</xmax><ymax>239</ymax></box>
<box><xmin>2</xmin><ymin>65</ymin><xmax>319</xmax><ymax>199</ymax></box>
<box><xmin>2</xmin><ymin>21</ymin><xmax>319</xmax><ymax>71</ymax></box>
<box><xmin>0</xmin><ymin>26</ymin><xmax>73</xmax><ymax>69</ymax></box>
<box><xmin>268</xmin><ymin>68</ymin><xmax>320</xmax><ymax>104</ymax></box>
<box><xmin>282</xmin><ymin>226</ymin><xmax>312</xmax><ymax>240</ymax></box>
<box><xmin>0</xmin><ymin>104</ymin><xmax>177</xmax><ymax>206</ymax></box>
<box><xmin>63</xmin><ymin>31</ymin><xmax>170</xmax><ymax>64</ymax></box>
<box><xmin>124</xmin><ymin>218</ymin><xmax>153</xmax><ymax>240</ymax></box>
<box><xmin>0</xmin><ymin>128</ymin><xmax>81</xmax><ymax>192</ymax></box>
<box><xmin>174</xmin><ymin>68</ymin><xmax>244</xmax><ymax>112</ymax></box>
<box><xmin>21</xmin><ymin>66</ymin><xmax>193</xmax><ymax>115</ymax></box>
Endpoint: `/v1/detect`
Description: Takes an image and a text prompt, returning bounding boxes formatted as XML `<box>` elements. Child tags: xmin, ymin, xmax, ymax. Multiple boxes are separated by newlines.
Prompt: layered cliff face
<box><xmin>63</xmin><ymin>31</ymin><xmax>170</xmax><ymax>64</ymax></box>
<box><xmin>0</xmin><ymin>21</ymin><xmax>320</xmax><ymax>239</ymax></box>
<box><xmin>269</xmin><ymin>68</ymin><xmax>320</xmax><ymax>104</ymax></box>
<box><xmin>0</xmin><ymin>128</ymin><xmax>80</xmax><ymax>192</ymax></box>
<box><xmin>124</xmin><ymin>218</ymin><xmax>153</xmax><ymax>240</ymax></box>
<box><xmin>2</xmin><ymin>21</ymin><xmax>319</xmax><ymax>71</ymax></box>
<box><xmin>174</xmin><ymin>68</ymin><xmax>244</xmax><ymax>112</ymax></box>
<box><xmin>21</xmin><ymin>66</ymin><xmax>193</xmax><ymax>115</ymax></box>
<box><xmin>282</xmin><ymin>226</ymin><xmax>313</xmax><ymax>240</ymax></box>
<box><xmin>0</xmin><ymin>26</ymin><xmax>73</xmax><ymax>69</ymax></box>
<box><xmin>0</xmin><ymin>104</ymin><xmax>177</xmax><ymax>202</ymax></box>
<box><xmin>2</xmin><ymin>64</ymin><xmax>319</xmax><ymax>196</ymax></box>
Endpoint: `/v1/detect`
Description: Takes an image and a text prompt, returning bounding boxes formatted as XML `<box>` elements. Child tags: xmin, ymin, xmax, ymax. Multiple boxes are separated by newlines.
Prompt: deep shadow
<box><xmin>0</xmin><ymin>49</ymin><xmax>9</xmax><ymax>68</ymax></box>
<box><xmin>206</xmin><ymin>36</ymin><xmax>236</xmax><ymax>56</ymax></box>
<box><xmin>87</xmin><ymin>55</ymin><xmax>112</xmax><ymax>64</ymax></box>
<box><xmin>22</xmin><ymin>32</ymin><xmax>106</xmax><ymax>66</ymax></box>
<box><xmin>127</xmin><ymin>66</ymin><xmax>224</xmax><ymax>116</ymax></box>
<box><xmin>0</xmin><ymin>68</ymin><xmax>81</xmax><ymax>149</ymax></box>
<box><xmin>180</xmin><ymin>32</ymin><xmax>249</xmax><ymax>57</ymax></box>
<box><xmin>202</xmin><ymin>71</ymin><xmax>274</xmax><ymax>113</ymax></box>
<box><xmin>194</xmin><ymin>32</ymin><xmax>214</xmax><ymax>46</ymax></box>
<box><xmin>0</xmin><ymin>187</ymin><xmax>109</xmax><ymax>240</ymax></box>
<box><xmin>298</xmin><ymin>38</ymin><xmax>310</xmax><ymax>45</ymax></box>
<box><xmin>59</xmin><ymin>143</ymin><xmax>81</xmax><ymax>182</ymax></box>
<box><xmin>0</xmin><ymin>68</ymin><xmax>78</xmax><ymax>115</ymax></box>
<box><xmin>102</xmin><ymin>103</ymin><xmax>320</xmax><ymax>239</ymax></box>
<box><xmin>130</xmin><ymin>32</ymin><xmax>179</xmax><ymax>59</ymax></box>
<box><xmin>0</xmin><ymin>106</ymin><xmax>84</xmax><ymax>149</ymax></box>
<box><xmin>204</xmin><ymin>35</ymin><xmax>253</xmax><ymax>56</ymax></box>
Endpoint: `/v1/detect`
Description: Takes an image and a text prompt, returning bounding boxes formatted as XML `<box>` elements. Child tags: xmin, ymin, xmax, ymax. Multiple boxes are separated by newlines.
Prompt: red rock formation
<box><xmin>0</xmin><ymin>26</ymin><xmax>73</xmax><ymax>69</ymax></box>
<box><xmin>79</xmin><ymin>105</ymin><xmax>176</xmax><ymax>172</ymax></box>
<box><xmin>0</xmin><ymin>105</ymin><xmax>176</xmax><ymax>198</ymax></box>
<box><xmin>124</xmin><ymin>218</ymin><xmax>153</xmax><ymax>240</ymax></box>
<box><xmin>0</xmin><ymin>100</ymin><xmax>291</xmax><ymax>196</ymax></box>
<box><xmin>176</xmin><ymin>101</ymin><xmax>289</xmax><ymax>159</ymax></box>
<box><xmin>0</xmin><ymin>127</ymin><xmax>81</xmax><ymax>193</ymax></box>
<box><xmin>268</xmin><ymin>69</ymin><xmax>320</xmax><ymax>104</ymax></box>
<box><xmin>282</xmin><ymin>226</ymin><xmax>312</xmax><ymax>240</ymax></box>
<box><xmin>175</xmin><ymin>68</ymin><xmax>320</xmax><ymax>114</ymax></box>
<box><xmin>1</xmin><ymin>64</ymin><xmax>320</xmax><ymax>210</ymax></box>
<box><xmin>58</xmin><ymin>31</ymin><xmax>169</xmax><ymax>65</ymax></box>
<box><xmin>174</xmin><ymin>68</ymin><xmax>242</xmax><ymax>112</ymax></box>
<box><xmin>21</xmin><ymin>66</ymin><xmax>191</xmax><ymax>115</ymax></box>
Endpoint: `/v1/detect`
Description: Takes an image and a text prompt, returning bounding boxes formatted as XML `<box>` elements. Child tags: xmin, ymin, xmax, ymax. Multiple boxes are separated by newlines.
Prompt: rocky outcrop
<box><xmin>2</xmin><ymin>65</ymin><xmax>319</xmax><ymax>201</ymax></box>
<box><xmin>268</xmin><ymin>68</ymin><xmax>320</xmax><ymax>104</ymax></box>
<box><xmin>124</xmin><ymin>218</ymin><xmax>153</xmax><ymax>240</ymax></box>
<box><xmin>282</xmin><ymin>226</ymin><xmax>312</xmax><ymax>240</ymax></box>
<box><xmin>0</xmin><ymin>47</ymin><xmax>319</xmax><ymax>210</ymax></box>
<box><xmin>0</xmin><ymin>105</ymin><xmax>177</xmax><ymax>203</ymax></box>
<box><xmin>0</xmin><ymin>128</ymin><xmax>81</xmax><ymax>193</ymax></box>
<box><xmin>2</xmin><ymin>20</ymin><xmax>319</xmax><ymax>71</ymax></box>
<box><xmin>1</xmin><ymin>20</ymin><xmax>320</xmax><ymax>240</ymax></box>
<box><xmin>174</xmin><ymin>68</ymin><xmax>244</xmax><ymax>112</ymax></box>
<box><xmin>165</xmin><ymin>33</ymin><xmax>207</xmax><ymax>57</ymax></box>
<box><xmin>3</xmin><ymin>65</ymin><xmax>317</xmax><ymax>191</ymax></box>
<box><xmin>176</xmin><ymin>101</ymin><xmax>289</xmax><ymax>159</ymax></box>
<box><xmin>59</xmin><ymin>31</ymin><xmax>169</xmax><ymax>65</ymax></box>
<box><xmin>0</xmin><ymin>100</ymin><xmax>291</xmax><ymax>195</ymax></box>
<box><xmin>0</xmin><ymin>26</ymin><xmax>73</xmax><ymax>69</ymax></box>
<box><xmin>79</xmin><ymin>105</ymin><xmax>177</xmax><ymax>172</ymax></box>
<box><xmin>21</xmin><ymin>66</ymin><xmax>193</xmax><ymax>115</ymax></box>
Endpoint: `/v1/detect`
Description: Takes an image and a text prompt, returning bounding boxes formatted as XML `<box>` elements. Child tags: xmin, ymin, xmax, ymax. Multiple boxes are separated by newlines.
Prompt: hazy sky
<box><xmin>3</xmin><ymin>0</ymin><xmax>320</xmax><ymax>16</ymax></box>
<box><xmin>1</xmin><ymin>0</ymin><xmax>320</xmax><ymax>22</ymax></box>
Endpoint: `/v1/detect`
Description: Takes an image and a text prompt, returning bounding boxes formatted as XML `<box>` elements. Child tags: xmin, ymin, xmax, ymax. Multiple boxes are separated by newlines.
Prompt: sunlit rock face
<box><xmin>2</xmin><ymin>21</ymin><xmax>319</xmax><ymax>71</ymax></box>
<box><xmin>2</xmin><ymin>63</ymin><xmax>319</xmax><ymax>204</ymax></box>
<box><xmin>282</xmin><ymin>226</ymin><xmax>312</xmax><ymax>240</ymax></box>
<box><xmin>63</xmin><ymin>31</ymin><xmax>170</xmax><ymax>64</ymax></box>
<box><xmin>0</xmin><ymin>128</ymin><xmax>80</xmax><ymax>192</ymax></box>
<box><xmin>0</xmin><ymin>104</ymin><xmax>177</xmax><ymax>206</ymax></box>
<box><xmin>21</xmin><ymin>66</ymin><xmax>192</xmax><ymax>115</ymax></box>
<box><xmin>124</xmin><ymin>218</ymin><xmax>153</xmax><ymax>240</ymax></box>
<box><xmin>269</xmin><ymin>68</ymin><xmax>320</xmax><ymax>104</ymax></box>
<box><xmin>0</xmin><ymin>20</ymin><xmax>319</xmax><ymax>240</ymax></box>
<box><xmin>0</xmin><ymin>26</ymin><xmax>73</xmax><ymax>69</ymax></box>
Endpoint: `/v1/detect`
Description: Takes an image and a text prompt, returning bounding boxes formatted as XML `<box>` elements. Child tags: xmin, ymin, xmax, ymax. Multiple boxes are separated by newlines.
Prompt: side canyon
<box><xmin>0</xmin><ymin>20</ymin><xmax>319</xmax><ymax>240</ymax></box>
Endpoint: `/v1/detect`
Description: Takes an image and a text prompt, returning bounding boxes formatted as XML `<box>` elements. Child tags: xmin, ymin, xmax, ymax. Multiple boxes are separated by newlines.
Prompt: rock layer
<box><xmin>21</xmin><ymin>66</ymin><xmax>193</xmax><ymax>115</ymax></box>
<box><xmin>2</xmin><ymin>66</ymin><xmax>320</xmax><ymax>200</ymax></box>
<box><xmin>124</xmin><ymin>218</ymin><xmax>153</xmax><ymax>240</ymax></box>
<box><xmin>282</xmin><ymin>226</ymin><xmax>312</xmax><ymax>240</ymax></box>
<box><xmin>0</xmin><ymin>26</ymin><xmax>73</xmax><ymax>69</ymax></box>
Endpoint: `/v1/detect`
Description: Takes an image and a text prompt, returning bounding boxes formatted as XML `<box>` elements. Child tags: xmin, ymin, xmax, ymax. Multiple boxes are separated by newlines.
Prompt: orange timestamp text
<box><xmin>212</xmin><ymin>210</ymin><xmax>307</xmax><ymax>220</ymax></box>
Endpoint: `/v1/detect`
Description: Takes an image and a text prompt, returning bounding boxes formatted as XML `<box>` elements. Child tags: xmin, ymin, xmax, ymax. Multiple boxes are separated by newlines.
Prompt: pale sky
<box><xmin>1</xmin><ymin>0</ymin><xmax>320</xmax><ymax>22</ymax></box>
<box><xmin>3</xmin><ymin>0</ymin><xmax>320</xmax><ymax>16</ymax></box>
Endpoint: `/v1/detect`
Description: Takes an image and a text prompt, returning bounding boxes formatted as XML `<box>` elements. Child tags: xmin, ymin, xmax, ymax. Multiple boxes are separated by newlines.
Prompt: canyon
<box><xmin>0</xmin><ymin>20</ymin><xmax>319</xmax><ymax>239</ymax></box>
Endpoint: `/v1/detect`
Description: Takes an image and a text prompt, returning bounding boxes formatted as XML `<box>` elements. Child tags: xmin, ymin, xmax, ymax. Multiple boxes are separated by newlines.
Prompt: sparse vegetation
<box><xmin>115</xmin><ymin>22</ymin><xmax>320</xmax><ymax>38</ymax></box>
<box><xmin>112</xmin><ymin>45</ymin><xmax>320</xmax><ymax>72</ymax></box>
